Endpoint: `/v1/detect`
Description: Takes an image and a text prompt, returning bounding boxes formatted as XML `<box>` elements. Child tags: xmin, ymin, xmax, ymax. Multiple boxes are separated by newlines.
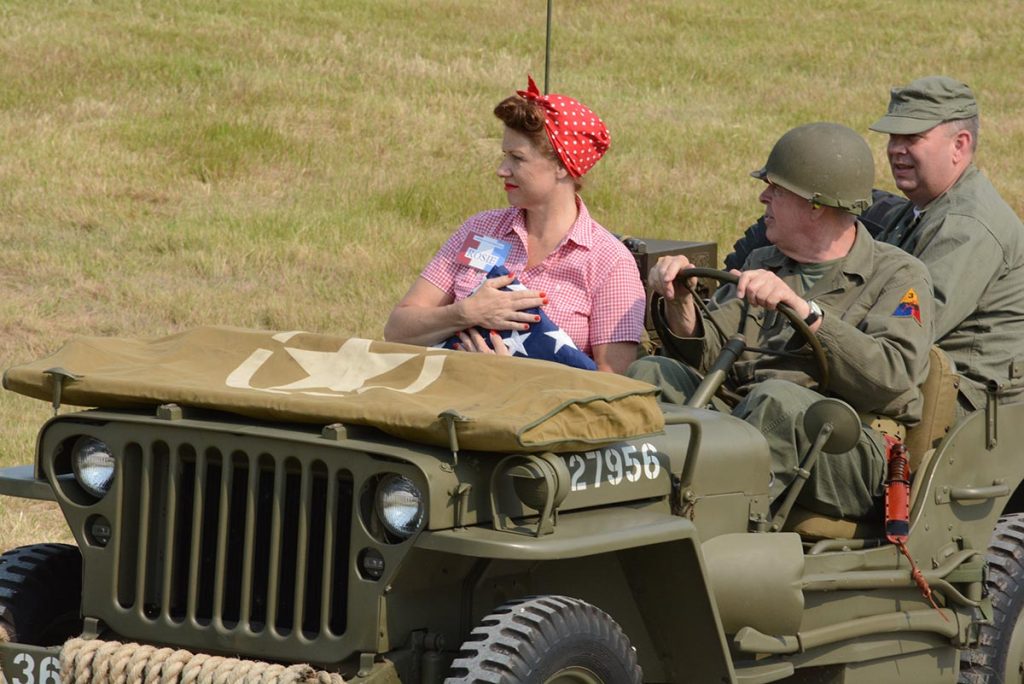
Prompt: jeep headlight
<box><xmin>71</xmin><ymin>436</ymin><xmax>115</xmax><ymax>498</ymax></box>
<box><xmin>375</xmin><ymin>475</ymin><xmax>424</xmax><ymax>538</ymax></box>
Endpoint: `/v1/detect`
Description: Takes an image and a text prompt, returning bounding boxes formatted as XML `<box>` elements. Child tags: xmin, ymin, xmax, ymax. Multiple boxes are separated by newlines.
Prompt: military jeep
<box><xmin>1</xmin><ymin>267</ymin><xmax>1024</xmax><ymax>684</ymax></box>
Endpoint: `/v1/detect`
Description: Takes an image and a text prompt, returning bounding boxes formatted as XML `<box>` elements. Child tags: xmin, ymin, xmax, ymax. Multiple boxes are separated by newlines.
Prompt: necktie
<box><xmin>887</xmin><ymin>209</ymin><xmax>922</xmax><ymax>251</ymax></box>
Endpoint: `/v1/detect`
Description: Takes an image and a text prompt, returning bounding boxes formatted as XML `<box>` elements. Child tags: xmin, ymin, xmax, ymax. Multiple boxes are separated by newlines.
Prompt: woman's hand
<box><xmin>455</xmin><ymin>328</ymin><xmax>511</xmax><ymax>356</ymax></box>
<box><xmin>384</xmin><ymin>275</ymin><xmax>546</xmax><ymax>347</ymax></box>
<box><xmin>456</xmin><ymin>274</ymin><xmax>547</xmax><ymax>332</ymax></box>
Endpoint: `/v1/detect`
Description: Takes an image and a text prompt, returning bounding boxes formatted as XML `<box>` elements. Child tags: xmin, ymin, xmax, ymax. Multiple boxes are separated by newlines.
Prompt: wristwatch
<box><xmin>803</xmin><ymin>300</ymin><xmax>823</xmax><ymax>327</ymax></box>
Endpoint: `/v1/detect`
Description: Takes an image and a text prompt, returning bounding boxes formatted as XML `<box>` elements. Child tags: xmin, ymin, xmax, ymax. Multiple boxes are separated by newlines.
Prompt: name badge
<box><xmin>457</xmin><ymin>235</ymin><xmax>511</xmax><ymax>272</ymax></box>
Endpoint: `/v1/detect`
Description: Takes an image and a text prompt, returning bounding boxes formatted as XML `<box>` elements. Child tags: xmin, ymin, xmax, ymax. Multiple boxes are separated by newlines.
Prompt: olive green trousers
<box><xmin>627</xmin><ymin>356</ymin><xmax>887</xmax><ymax>519</ymax></box>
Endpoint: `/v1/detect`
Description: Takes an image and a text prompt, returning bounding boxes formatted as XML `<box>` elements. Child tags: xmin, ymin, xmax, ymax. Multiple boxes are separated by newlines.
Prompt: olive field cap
<box><xmin>750</xmin><ymin>122</ymin><xmax>874</xmax><ymax>216</ymax></box>
<box><xmin>869</xmin><ymin>76</ymin><xmax>978</xmax><ymax>135</ymax></box>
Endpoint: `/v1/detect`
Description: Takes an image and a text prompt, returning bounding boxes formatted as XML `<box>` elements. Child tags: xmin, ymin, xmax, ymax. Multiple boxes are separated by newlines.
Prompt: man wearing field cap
<box><xmin>870</xmin><ymin>75</ymin><xmax>1024</xmax><ymax>413</ymax></box>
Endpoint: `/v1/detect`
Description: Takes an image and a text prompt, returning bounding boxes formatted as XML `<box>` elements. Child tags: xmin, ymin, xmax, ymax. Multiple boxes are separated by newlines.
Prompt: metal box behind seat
<box><xmin>619</xmin><ymin>236</ymin><xmax>719</xmax><ymax>338</ymax></box>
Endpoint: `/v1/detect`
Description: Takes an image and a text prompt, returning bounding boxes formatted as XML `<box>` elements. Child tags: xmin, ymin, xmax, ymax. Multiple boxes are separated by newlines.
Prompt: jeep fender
<box><xmin>415</xmin><ymin>506</ymin><xmax>737</xmax><ymax>684</ymax></box>
<box><xmin>911</xmin><ymin>402</ymin><xmax>1024</xmax><ymax>555</ymax></box>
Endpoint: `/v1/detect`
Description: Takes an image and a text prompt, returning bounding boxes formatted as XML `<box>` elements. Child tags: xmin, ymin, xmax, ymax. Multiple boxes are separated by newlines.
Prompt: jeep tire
<box><xmin>0</xmin><ymin>543</ymin><xmax>83</xmax><ymax>646</ymax></box>
<box><xmin>445</xmin><ymin>595</ymin><xmax>642</xmax><ymax>684</ymax></box>
<box><xmin>960</xmin><ymin>514</ymin><xmax>1024</xmax><ymax>683</ymax></box>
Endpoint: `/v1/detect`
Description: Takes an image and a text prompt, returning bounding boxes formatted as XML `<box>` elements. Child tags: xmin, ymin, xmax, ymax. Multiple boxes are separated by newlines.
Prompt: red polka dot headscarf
<box><xmin>516</xmin><ymin>75</ymin><xmax>611</xmax><ymax>179</ymax></box>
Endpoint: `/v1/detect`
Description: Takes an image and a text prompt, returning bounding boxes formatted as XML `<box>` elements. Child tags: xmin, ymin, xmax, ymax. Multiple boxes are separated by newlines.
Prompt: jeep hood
<box><xmin>3</xmin><ymin>326</ymin><xmax>663</xmax><ymax>453</ymax></box>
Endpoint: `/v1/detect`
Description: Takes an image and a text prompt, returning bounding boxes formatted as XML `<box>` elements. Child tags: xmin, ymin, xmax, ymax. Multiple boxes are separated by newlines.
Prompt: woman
<box><xmin>383</xmin><ymin>76</ymin><xmax>644</xmax><ymax>373</ymax></box>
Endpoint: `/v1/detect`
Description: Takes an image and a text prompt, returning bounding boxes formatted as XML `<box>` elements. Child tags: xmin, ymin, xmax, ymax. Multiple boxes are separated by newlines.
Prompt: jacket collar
<box><xmin>759</xmin><ymin>222</ymin><xmax>874</xmax><ymax>293</ymax></box>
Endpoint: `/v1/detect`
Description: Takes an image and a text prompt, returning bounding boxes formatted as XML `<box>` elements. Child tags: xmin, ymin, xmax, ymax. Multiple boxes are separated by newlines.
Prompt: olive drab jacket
<box><xmin>653</xmin><ymin>224</ymin><xmax>935</xmax><ymax>427</ymax></box>
<box><xmin>878</xmin><ymin>164</ymin><xmax>1024</xmax><ymax>410</ymax></box>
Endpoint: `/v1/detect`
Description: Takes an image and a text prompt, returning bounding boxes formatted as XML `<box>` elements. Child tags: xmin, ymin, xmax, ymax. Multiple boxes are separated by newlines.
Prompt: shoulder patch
<box><xmin>892</xmin><ymin>288</ymin><xmax>922</xmax><ymax>324</ymax></box>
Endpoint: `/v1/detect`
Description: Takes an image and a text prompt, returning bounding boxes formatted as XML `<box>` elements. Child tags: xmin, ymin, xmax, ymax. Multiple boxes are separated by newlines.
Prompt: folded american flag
<box><xmin>439</xmin><ymin>266</ymin><xmax>597</xmax><ymax>370</ymax></box>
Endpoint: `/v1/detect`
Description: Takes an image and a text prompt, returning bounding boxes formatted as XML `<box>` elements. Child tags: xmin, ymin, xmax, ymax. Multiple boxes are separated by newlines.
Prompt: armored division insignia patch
<box><xmin>892</xmin><ymin>288</ymin><xmax>922</xmax><ymax>324</ymax></box>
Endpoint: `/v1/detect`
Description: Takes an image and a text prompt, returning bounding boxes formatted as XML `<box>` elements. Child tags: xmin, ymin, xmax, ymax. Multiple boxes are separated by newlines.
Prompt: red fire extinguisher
<box><xmin>883</xmin><ymin>437</ymin><xmax>945</xmax><ymax>619</ymax></box>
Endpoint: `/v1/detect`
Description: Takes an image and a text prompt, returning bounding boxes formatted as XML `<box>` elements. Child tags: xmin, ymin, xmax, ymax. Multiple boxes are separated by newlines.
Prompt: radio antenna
<box><xmin>544</xmin><ymin>0</ymin><xmax>553</xmax><ymax>94</ymax></box>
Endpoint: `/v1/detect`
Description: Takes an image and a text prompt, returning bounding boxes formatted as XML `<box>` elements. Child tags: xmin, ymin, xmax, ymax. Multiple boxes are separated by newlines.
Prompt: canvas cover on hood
<box><xmin>3</xmin><ymin>326</ymin><xmax>664</xmax><ymax>453</ymax></box>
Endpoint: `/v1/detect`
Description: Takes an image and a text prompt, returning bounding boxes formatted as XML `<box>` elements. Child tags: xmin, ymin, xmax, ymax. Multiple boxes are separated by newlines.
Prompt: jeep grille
<box><xmin>114</xmin><ymin>440</ymin><xmax>353</xmax><ymax>645</ymax></box>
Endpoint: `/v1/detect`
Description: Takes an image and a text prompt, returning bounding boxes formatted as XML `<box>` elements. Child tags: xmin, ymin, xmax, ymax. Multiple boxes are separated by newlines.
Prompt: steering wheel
<box><xmin>673</xmin><ymin>268</ymin><xmax>830</xmax><ymax>402</ymax></box>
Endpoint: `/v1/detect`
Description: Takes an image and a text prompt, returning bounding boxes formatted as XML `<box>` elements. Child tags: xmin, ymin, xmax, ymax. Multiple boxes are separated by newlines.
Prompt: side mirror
<box><xmin>770</xmin><ymin>398</ymin><xmax>862</xmax><ymax>532</ymax></box>
<box><xmin>803</xmin><ymin>399</ymin><xmax>861</xmax><ymax>454</ymax></box>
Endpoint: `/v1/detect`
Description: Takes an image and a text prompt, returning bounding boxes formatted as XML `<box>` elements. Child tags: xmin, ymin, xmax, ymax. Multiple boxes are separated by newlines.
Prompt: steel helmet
<box><xmin>750</xmin><ymin>122</ymin><xmax>874</xmax><ymax>215</ymax></box>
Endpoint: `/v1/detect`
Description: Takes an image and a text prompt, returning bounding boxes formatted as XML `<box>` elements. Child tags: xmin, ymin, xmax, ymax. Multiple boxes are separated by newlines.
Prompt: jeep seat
<box><xmin>785</xmin><ymin>347</ymin><xmax>960</xmax><ymax>540</ymax></box>
<box><xmin>904</xmin><ymin>346</ymin><xmax>960</xmax><ymax>472</ymax></box>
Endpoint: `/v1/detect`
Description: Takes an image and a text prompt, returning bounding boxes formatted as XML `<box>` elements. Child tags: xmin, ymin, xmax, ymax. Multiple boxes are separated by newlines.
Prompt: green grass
<box><xmin>2</xmin><ymin>0</ymin><xmax>1024</xmax><ymax>548</ymax></box>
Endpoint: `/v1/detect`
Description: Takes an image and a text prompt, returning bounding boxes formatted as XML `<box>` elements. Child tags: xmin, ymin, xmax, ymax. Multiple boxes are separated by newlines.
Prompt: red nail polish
<box><xmin>534</xmin><ymin>315</ymin><xmax>541</xmax><ymax>322</ymax></box>
<box><xmin>490</xmin><ymin>330</ymin><xmax>499</xmax><ymax>336</ymax></box>
<box><xmin>522</xmin><ymin>324</ymin><xmax>530</xmax><ymax>331</ymax></box>
<box><xmin>542</xmin><ymin>298</ymin><xmax>550</xmax><ymax>306</ymax></box>
<box><xmin>453</xmin><ymin>342</ymin><xmax>461</xmax><ymax>350</ymax></box>
<box><xmin>539</xmin><ymin>291</ymin><xmax>547</xmax><ymax>298</ymax></box>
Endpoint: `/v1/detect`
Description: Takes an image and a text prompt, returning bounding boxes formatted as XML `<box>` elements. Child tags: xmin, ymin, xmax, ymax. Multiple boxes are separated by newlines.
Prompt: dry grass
<box><xmin>2</xmin><ymin>0</ymin><xmax>1024</xmax><ymax>551</ymax></box>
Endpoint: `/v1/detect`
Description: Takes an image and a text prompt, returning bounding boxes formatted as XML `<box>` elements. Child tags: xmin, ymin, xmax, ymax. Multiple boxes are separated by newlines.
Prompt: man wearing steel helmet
<box><xmin>870</xmin><ymin>76</ymin><xmax>1024</xmax><ymax>413</ymax></box>
<box><xmin>628</xmin><ymin>123</ymin><xmax>934</xmax><ymax>520</ymax></box>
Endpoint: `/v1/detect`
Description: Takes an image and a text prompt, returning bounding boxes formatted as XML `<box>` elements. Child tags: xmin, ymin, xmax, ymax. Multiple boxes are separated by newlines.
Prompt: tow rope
<box><xmin>61</xmin><ymin>637</ymin><xmax>346</xmax><ymax>684</ymax></box>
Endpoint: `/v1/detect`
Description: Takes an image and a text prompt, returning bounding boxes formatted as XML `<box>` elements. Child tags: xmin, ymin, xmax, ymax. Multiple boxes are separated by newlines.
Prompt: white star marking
<box><xmin>270</xmin><ymin>339</ymin><xmax>420</xmax><ymax>392</ymax></box>
<box><xmin>502</xmin><ymin>329</ymin><xmax>531</xmax><ymax>355</ymax></box>
<box><xmin>505</xmin><ymin>282</ymin><xmax>528</xmax><ymax>291</ymax></box>
<box><xmin>225</xmin><ymin>338</ymin><xmax>448</xmax><ymax>396</ymax></box>
<box><xmin>545</xmin><ymin>328</ymin><xmax>578</xmax><ymax>353</ymax></box>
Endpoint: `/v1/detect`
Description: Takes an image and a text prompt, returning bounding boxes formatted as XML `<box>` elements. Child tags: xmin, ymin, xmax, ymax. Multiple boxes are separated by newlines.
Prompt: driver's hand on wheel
<box><xmin>650</xmin><ymin>255</ymin><xmax>701</xmax><ymax>337</ymax></box>
<box><xmin>650</xmin><ymin>255</ymin><xmax>698</xmax><ymax>302</ymax></box>
<box><xmin>733</xmin><ymin>269</ymin><xmax>817</xmax><ymax>329</ymax></box>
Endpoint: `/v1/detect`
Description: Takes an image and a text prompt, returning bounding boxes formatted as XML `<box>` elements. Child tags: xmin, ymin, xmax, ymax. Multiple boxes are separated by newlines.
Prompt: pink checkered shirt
<box><xmin>420</xmin><ymin>199</ymin><xmax>645</xmax><ymax>356</ymax></box>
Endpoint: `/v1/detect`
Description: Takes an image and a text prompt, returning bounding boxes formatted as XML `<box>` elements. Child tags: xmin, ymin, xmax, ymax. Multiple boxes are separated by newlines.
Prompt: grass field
<box><xmin>2</xmin><ymin>0</ymin><xmax>1024</xmax><ymax>551</ymax></box>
